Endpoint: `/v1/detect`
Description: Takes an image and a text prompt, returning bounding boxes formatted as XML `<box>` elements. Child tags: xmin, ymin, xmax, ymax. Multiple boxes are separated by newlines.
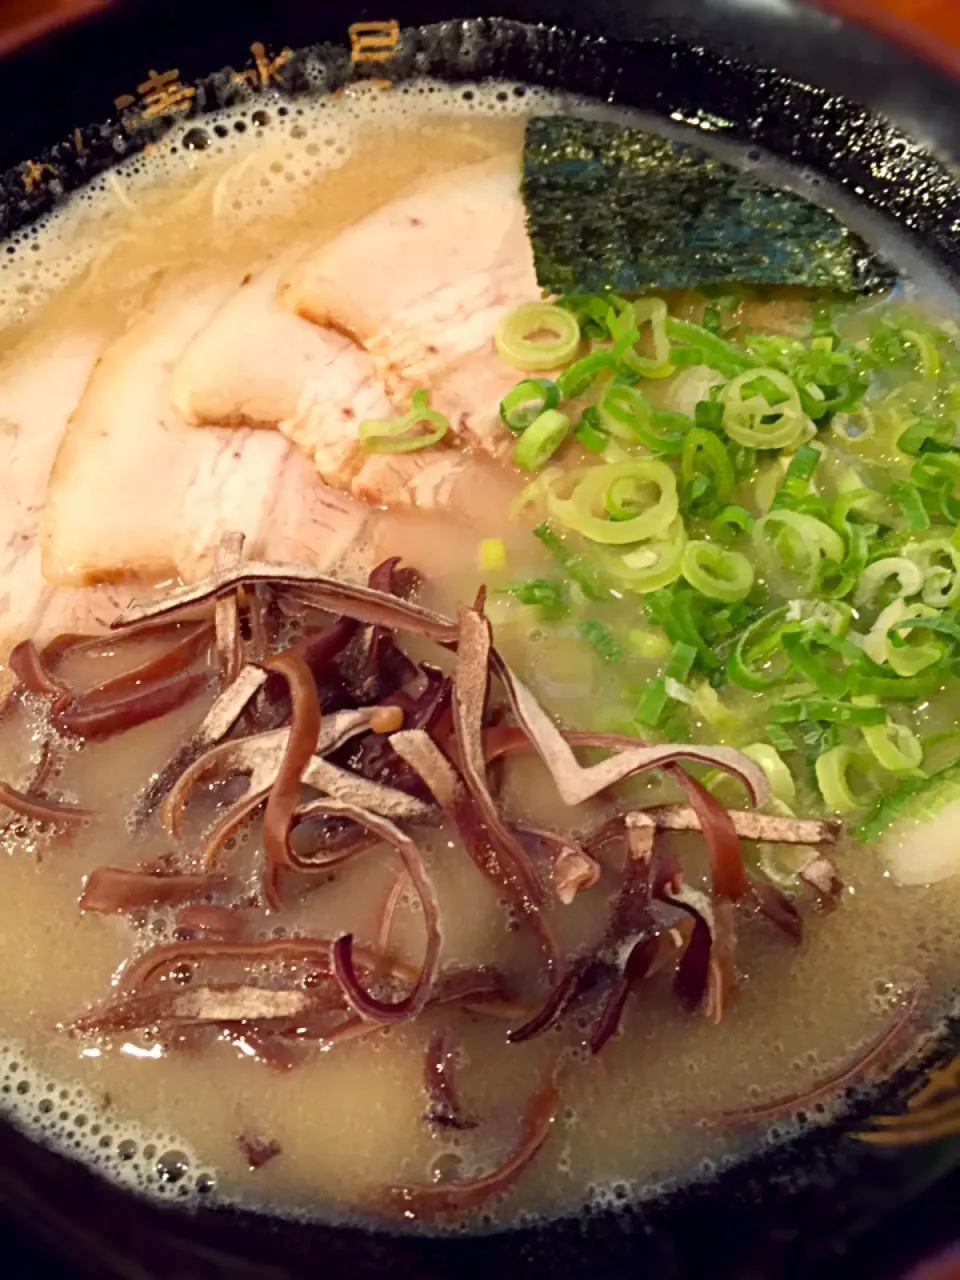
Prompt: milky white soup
<box><xmin>0</xmin><ymin>80</ymin><xmax>957</xmax><ymax>1231</ymax></box>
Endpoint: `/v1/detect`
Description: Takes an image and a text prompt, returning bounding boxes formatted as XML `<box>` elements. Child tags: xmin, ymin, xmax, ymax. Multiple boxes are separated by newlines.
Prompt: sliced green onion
<box><xmin>611</xmin><ymin>297</ymin><xmax>673</xmax><ymax>377</ymax></box>
<box><xmin>847</xmin><ymin>664</ymin><xmax>944</xmax><ymax>701</ymax></box>
<box><xmin>691</xmin><ymin>681</ymin><xmax>741</xmax><ymax>732</ymax></box>
<box><xmin>743</xmin><ymin>743</ymin><xmax>797</xmax><ymax>806</ymax></box>
<box><xmin>634</xmin><ymin>680</ymin><xmax>668</xmax><ymax>727</ymax></box>
<box><xmin>627</xmin><ymin>627</ymin><xmax>671</xmax><ymax>660</ymax></box>
<box><xmin>556</xmin><ymin>351</ymin><xmax>617</xmax><ymax>400</ymax></box>
<box><xmin>478</xmin><ymin>538</ymin><xmax>506</xmax><ymax>572</ymax></box>
<box><xmin>906</xmin><ymin>537</ymin><xmax>960</xmax><ymax>609</ymax></box>
<box><xmin>903</xmin><ymin>328</ymin><xmax>942</xmax><ymax>379</ymax></box>
<box><xmin>767</xmin><ymin>723</ymin><xmax>797</xmax><ymax>755</ymax></box>
<box><xmin>769</xmin><ymin>698</ymin><xmax>886</xmax><ymax>726</ymax></box>
<box><xmin>710</xmin><ymin>505</ymin><xmax>754</xmax><ymax>544</ymax></box>
<box><xmin>888</xmin><ymin>480</ymin><xmax>930</xmax><ymax>530</ymax></box>
<box><xmin>779</xmin><ymin>627</ymin><xmax>853</xmax><ymax>700</ymax></box>
<box><xmin>817</xmin><ymin>520</ymin><xmax>866</xmax><ymax>600</ymax></box>
<box><xmin>505</xmin><ymin>578</ymin><xmax>567</xmax><ymax>610</ymax></box>
<box><xmin>358</xmin><ymin>388</ymin><xmax>449</xmax><ymax>454</ymax></box>
<box><xmin>574</xmin><ymin>407</ymin><xmax>608</xmax><ymax>454</ymax></box>
<box><xmin>694</xmin><ymin>399</ymin><xmax>725</xmax><ymax>432</ymax></box>
<box><xmin>855</xmin><ymin>761</ymin><xmax>960</xmax><ymax>843</ymax></box>
<box><xmin>726</xmin><ymin>606</ymin><xmax>791</xmax><ymax>690</ymax></box>
<box><xmin>606</xmin><ymin>519</ymin><xmax>687</xmax><ymax>594</ymax></box>
<box><xmin>644</xmin><ymin>586</ymin><xmax>720</xmax><ymax>671</ymax></box>
<box><xmin>860</xmin><ymin>714</ymin><xmax>924</xmax><ymax>774</ymax></box>
<box><xmin>532</xmin><ymin>522</ymin><xmax>609</xmax><ymax>602</ymax></box>
<box><xmin>664</xmin><ymin>316</ymin><xmax>754</xmax><ymax>378</ymax></box>
<box><xmin>597</xmin><ymin>383</ymin><xmax>691</xmax><ymax>455</ymax></box>
<box><xmin>807</xmin><ymin>599</ymin><xmax>855</xmax><ymax>638</ymax></box>
<box><xmin>680</xmin><ymin>540</ymin><xmax>754</xmax><ymax>603</ymax></box>
<box><xmin>747</xmin><ymin>330</ymin><xmax>871</xmax><ymax>420</ymax></box>
<box><xmin>578</xmin><ymin>619</ymin><xmax>622</xmax><ymax>661</ymax></box>
<box><xmin>888</xmin><ymin>612</ymin><xmax>960</xmax><ymax>646</ymax></box>
<box><xmin>911</xmin><ymin>455</ymin><xmax>960</xmax><ymax>524</ymax></box>
<box><xmin>634</xmin><ymin>640</ymin><xmax>697</xmax><ymax>727</ymax></box>
<box><xmin>831</xmin><ymin>480</ymin><xmax>891</xmax><ymax>530</ymax></box>
<box><xmin>895</xmin><ymin>416</ymin><xmax>954</xmax><ymax>456</ymax></box>
<box><xmin>555</xmin><ymin>294</ymin><xmax>612</xmax><ymax>341</ymax></box>
<box><xmin>721</xmin><ymin>368</ymin><xmax>810</xmax><ymax>450</ymax></box>
<box><xmin>548</xmin><ymin>459</ymin><xmax>678</xmax><ymax>545</ymax></box>
<box><xmin>854</xmin><ymin>556</ymin><xmax>924</xmax><ymax>608</ymax></box>
<box><xmin>863</xmin><ymin>600</ymin><xmax>946</xmax><ymax>676</ymax></box>
<box><xmin>596</xmin><ymin>384</ymin><xmax>649</xmax><ymax>442</ymax></box>
<box><xmin>499</xmin><ymin>378</ymin><xmax>560</xmax><ymax>433</ymax></box>
<box><xmin>605</xmin><ymin>475</ymin><xmax>644</xmax><ymax>521</ymax></box>
<box><xmin>702</xmin><ymin>305</ymin><xmax>722</xmax><ymax>335</ymax></box>
<box><xmin>753</xmin><ymin>457</ymin><xmax>789</xmax><ymax>515</ymax></box>
<box><xmin>752</xmin><ymin>510</ymin><xmax>845</xmax><ymax>594</ymax></box>
<box><xmin>681</xmin><ymin>428</ymin><xmax>735</xmax><ymax>515</ymax></box>
<box><xmin>816</xmin><ymin>745</ymin><xmax>875</xmax><ymax>814</ymax></box>
<box><xmin>513</xmin><ymin>409</ymin><xmax>571</xmax><ymax>472</ymax></box>
<box><xmin>495</xmin><ymin>303</ymin><xmax>581</xmax><ymax>372</ymax></box>
<box><xmin>771</xmin><ymin>444</ymin><xmax>821</xmax><ymax>511</ymax></box>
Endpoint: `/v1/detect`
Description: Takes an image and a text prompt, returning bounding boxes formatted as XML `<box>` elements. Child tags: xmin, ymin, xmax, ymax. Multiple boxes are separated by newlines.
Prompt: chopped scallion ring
<box><xmin>557</xmin><ymin>351</ymin><xmax>617</xmax><ymax>399</ymax></box>
<box><xmin>742</xmin><ymin>743</ymin><xmax>797</xmax><ymax>806</ymax></box>
<box><xmin>681</xmin><ymin>428</ymin><xmax>735</xmax><ymax>514</ymax></box>
<box><xmin>495</xmin><ymin>303</ymin><xmax>581</xmax><ymax>372</ymax></box>
<box><xmin>816</xmin><ymin>745</ymin><xmax>877</xmax><ymax>814</ymax></box>
<box><xmin>721</xmin><ymin>368</ymin><xmax>810</xmax><ymax>450</ymax></box>
<box><xmin>513</xmin><ymin>409</ymin><xmax>571</xmax><ymax>472</ymax></box>
<box><xmin>597</xmin><ymin>383</ymin><xmax>693</xmax><ymax>455</ymax></box>
<box><xmin>574</xmin><ymin>407</ymin><xmax>608</xmax><ymax>454</ymax></box>
<box><xmin>906</xmin><ymin>537</ymin><xmax>960</xmax><ymax>609</ymax></box>
<box><xmin>547</xmin><ymin>459</ymin><xmax>678</xmax><ymax>545</ymax></box>
<box><xmin>726</xmin><ymin>606</ymin><xmax>791</xmax><ymax>691</ymax></box>
<box><xmin>853</xmin><ymin>557</ymin><xmax>924</xmax><ymax>608</ymax></box>
<box><xmin>499</xmin><ymin>378</ymin><xmax>560</xmax><ymax>433</ymax></box>
<box><xmin>860</xmin><ymin>711</ymin><xmax>924</xmax><ymax>774</ymax></box>
<box><xmin>610</xmin><ymin>297</ymin><xmax>674</xmax><ymax>378</ymax></box>
<box><xmin>752</xmin><ymin>509</ymin><xmax>844</xmax><ymax>594</ymax></box>
<box><xmin>358</xmin><ymin>388</ymin><xmax>450</xmax><ymax>454</ymax></box>
<box><xmin>680</xmin><ymin>540</ymin><xmax>754</xmax><ymax>603</ymax></box>
<box><xmin>606</xmin><ymin>519</ymin><xmax>687</xmax><ymax>593</ymax></box>
<box><xmin>664</xmin><ymin>315</ymin><xmax>754</xmax><ymax>378</ymax></box>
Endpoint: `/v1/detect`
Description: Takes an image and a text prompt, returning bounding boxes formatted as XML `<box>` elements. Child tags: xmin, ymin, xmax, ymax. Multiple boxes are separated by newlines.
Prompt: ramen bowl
<box><xmin>0</xmin><ymin>2</ymin><xmax>959</xmax><ymax>1277</ymax></box>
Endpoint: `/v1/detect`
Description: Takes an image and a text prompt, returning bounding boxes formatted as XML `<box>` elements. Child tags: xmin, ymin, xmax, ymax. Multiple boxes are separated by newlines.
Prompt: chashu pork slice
<box><xmin>0</xmin><ymin>324</ymin><xmax>113</xmax><ymax>655</ymax></box>
<box><xmin>168</xmin><ymin>256</ymin><xmax>386</xmax><ymax>431</ymax></box>
<box><xmin>279</xmin><ymin>157</ymin><xmax>541</xmax><ymax>464</ymax></box>
<box><xmin>41</xmin><ymin>267</ymin><xmax>366</xmax><ymax>589</ymax></box>
<box><xmin>168</xmin><ymin>255</ymin><xmax>503</xmax><ymax>515</ymax></box>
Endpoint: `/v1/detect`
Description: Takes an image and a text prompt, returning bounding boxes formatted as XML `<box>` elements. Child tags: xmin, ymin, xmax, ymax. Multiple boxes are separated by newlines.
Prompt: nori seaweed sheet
<box><xmin>522</xmin><ymin>116</ymin><xmax>894</xmax><ymax>296</ymax></box>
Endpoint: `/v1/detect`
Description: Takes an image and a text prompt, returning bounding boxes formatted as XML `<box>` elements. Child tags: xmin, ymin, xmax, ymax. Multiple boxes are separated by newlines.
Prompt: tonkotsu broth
<box><xmin>0</xmin><ymin>80</ymin><xmax>958</xmax><ymax>1231</ymax></box>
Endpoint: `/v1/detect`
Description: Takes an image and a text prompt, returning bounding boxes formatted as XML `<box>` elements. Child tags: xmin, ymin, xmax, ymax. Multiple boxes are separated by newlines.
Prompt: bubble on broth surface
<box><xmin>0</xmin><ymin>79</ymin><xmax>563</xmax><ymax>331</ymax></box>
<box><xmin>0</xmin><ymin>1038</ymin><xmax>202</xmax><ymax>1202</ymax></box>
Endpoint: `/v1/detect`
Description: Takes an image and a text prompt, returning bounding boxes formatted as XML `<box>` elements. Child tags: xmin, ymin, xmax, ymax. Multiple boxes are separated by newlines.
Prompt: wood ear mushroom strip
<box><xmin>641</xmin><ymin>804</ymin><xmax>840</xmax><ymax>846</ymax></box>
<box><xmin>112</xmin><ymin>561</ymin><xmax>459</xmax><ymax>643</ymax></box>
<box><xmin>214</xmin><ymin>530</ymin><xmax>246</xmax><ymax>683</ymax></box>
